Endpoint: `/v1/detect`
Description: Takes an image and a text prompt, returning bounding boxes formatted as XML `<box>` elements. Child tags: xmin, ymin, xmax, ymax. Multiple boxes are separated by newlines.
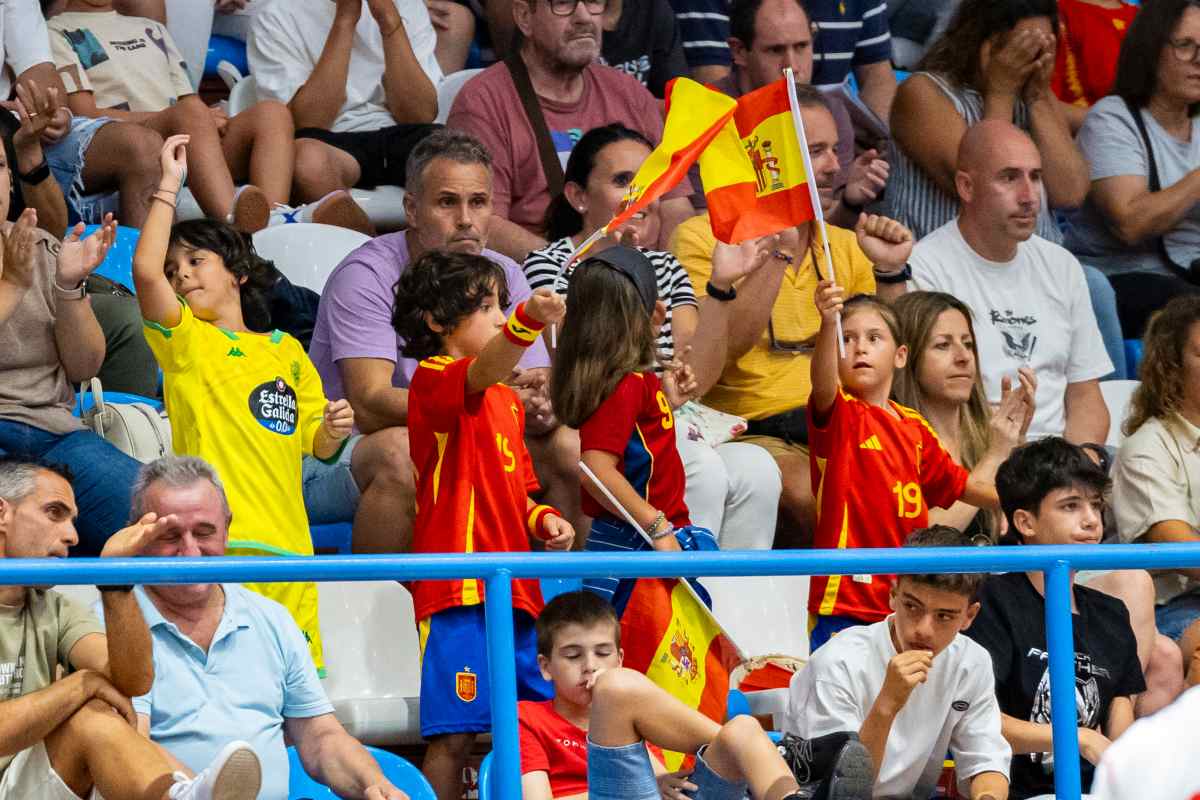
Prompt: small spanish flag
<box><xmin>605</xmin><ymin>78</ymin><xmax>737</xmax><ymax>233</ymax></box>
<box><xmin>618</xmin><ymin>577</ymin><xmax>744</xmax><ymax>770</ymax></box>
<box><xmin>701</xmin><ymin>78</ymin><xmax>816</xmax><ymax>243</ymax></box>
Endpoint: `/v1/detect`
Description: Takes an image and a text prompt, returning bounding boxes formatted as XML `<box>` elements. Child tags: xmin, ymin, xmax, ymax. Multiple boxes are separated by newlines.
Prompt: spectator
<box><xmin>968</xmin><ymin>437</ymin><xmax>1145</xmax><ymax>799</ymax></box>
<box><xmin>248</xmin><ymin>0</ymin><xmax>442</xmax><ymax>207</ymax></box>
<box><xmin>1051</xmin><ymin>0</ymin><xmax>1139</xmax><ymax>111</ymax></box>
<box><xmin>45</xmin><ymin>0</ymin><xmax>289</xmax><ymax>232</ymax></box>
<box><xmin>2</xmin><ymin>78</ymin><xmax>69</xmax><ymax>237</ymax></box>
<box><xmin>806</xmin><ymin>282</ymin><xmax>1014</xmax><ymax>649</ymax></box>
<box><xmin>724</xmin><ymin>0</ymin><xmax>891</xmax><ymax>227</ymax></box>
<box><xmin>807</xmin><ymin>0</ymin><xmax>897</xmax><ymax>121</ymax></box>
<box><xmin>520</xmin><ymin>591</ymin><xmax>854</xmax><ymax>800</ymax></box>
<box><xmin>783</xmin><ymin>526</ymin><xmax>1012</xmax><ymax>800</ymax></box>
<box><xmin>392</xmin><ymin>252</ymin><xmax>572</xmax><ymax>800</ymax></box>
<box><xmin>599</xmin><ymin>0</ymin><xmax>688</xmax><ymax>97</ymax></box>
<box><xmin>118</xmin><ymin>455</ymin><xmax>406</xmax><ymax>800</ymax></box>
<box><xmin>0</xmin><ymin>200</ymin><xmax>133</xmax><ymax>555</ymax></box>
<box><xmin>892</xmin><ymin>291</ymin><xmax>1037</xmax><ymax>541</ymax></box>
<box><xmin>1113</xmin><ymin>294</ymin><xmax>1200</xmax><ymax>684</ymax></box>
<box><xmin>891</xmin><ymin>120</ymin><xmax>1113</xmax><ymax>445</ymax></box>
<box><xmin>669</xmin><ymin>0</ymin><xmax>732</xmax><ymax>83</ymax></box>
<box><xmin>133</xmin><ymin>136</ymin><xmax>354</xmax><ymax>674</ymax></box>
<box><xmin>1091</xmin><ymin>686</ymin><xmax>1200</xmax><ymax>799</ymax></box>
<box><xmin>0</xmin><ymin>456</ymin><xmax>264</xmax><ymax>800</ymax></box>
<box><xmin>308</xmin><ymin>130</ymin><xmax>582</xmax><ymax>554</ymax></box>
<box><xmin>1064</xmin><ymin>0</ymin><xmax>1200</xmax><ymax>339</ymax></box>
<box><xmin>526</xmin><ymin>124</ymin><xmax>782</xmax><ymax>548</ymax></box>
<box><xmin>446</xmin><ymin>0</ymin><xmax>694</xmax><ymax>262</ymax></box>
<box><xmin>670</xmin><ymin>88</ymin><xmax>887</xmax><ymax>545</ymax></box>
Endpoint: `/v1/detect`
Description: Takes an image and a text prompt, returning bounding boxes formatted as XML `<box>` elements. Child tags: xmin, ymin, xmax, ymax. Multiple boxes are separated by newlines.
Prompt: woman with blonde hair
<box><xmin>892</xmin><ymin>291</ymin><xmax>1035</xmax><ymax>540</ymax></box>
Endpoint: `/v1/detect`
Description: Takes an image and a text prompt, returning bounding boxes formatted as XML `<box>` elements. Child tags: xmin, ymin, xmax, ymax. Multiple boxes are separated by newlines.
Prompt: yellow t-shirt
<box><xmin>144</xmin><ymin>301</ymin><xmax>326</xmax><ymax>556</ymax></box>
<box><xmin>671</xmin><ymin>213</ymin><xmax>877</xmax><ymax>420</ymax></box>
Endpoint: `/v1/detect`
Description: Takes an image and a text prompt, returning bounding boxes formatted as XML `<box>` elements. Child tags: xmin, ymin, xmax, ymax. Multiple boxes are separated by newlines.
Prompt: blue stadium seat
<box><xmin>75</xmin><ymin>224</ymin><xmax>140</xmax><ymax>292</ymax></box>
<box><xmin>310</xmin><ymin>522</ymin><xmax>353</xmax><ymax>554</ymax></box>
<box><xmin>727</xmin><ymin>688</ymin><xmax>752</xmax><ymax>719</ymax></box>
<box><xmin>205</xmin><ymin>35</ymin><xmax>249</xmax><ymax>79</ymax></box>
<box><xmin>540</xmin><ymin>577</ymin><xmax>583</xmax><ymax>602</ymax></box>
<box><xmin>1124</xmin><ymin>339</ymin><xmax>1143</xmax><ymax>380</ymax></box>
<box><xmin>287</xmin><ymin>745</ymin><xmax>434</xmax><ymax>800</ymax></box>
<box><xmin>74</xmin><ymin>390</ymin><xmax>163</xmax><ymax>416</ymax></box>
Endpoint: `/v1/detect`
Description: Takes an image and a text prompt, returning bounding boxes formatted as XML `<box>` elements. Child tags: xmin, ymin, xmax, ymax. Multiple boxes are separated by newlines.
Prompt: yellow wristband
<box><xmin>527</xmin><ymin>504</ymin><xmax>559</xmax><ymax>540</ymax></box>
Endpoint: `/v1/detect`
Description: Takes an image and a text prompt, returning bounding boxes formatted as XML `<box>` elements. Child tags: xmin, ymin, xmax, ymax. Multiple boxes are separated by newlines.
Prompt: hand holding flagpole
<box><xmin>784</xmin><ymin>68</ymin><xmax>845</xmax><ymax>359</ymax></box>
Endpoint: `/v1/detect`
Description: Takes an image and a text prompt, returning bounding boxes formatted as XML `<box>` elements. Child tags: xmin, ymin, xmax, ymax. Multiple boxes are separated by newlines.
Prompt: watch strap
<box><xmin>16</xmin><ymin>158</ymin><xmax>50</xmax><ymax>185</ymax></box>
<box><xmin>705</xmin><ymin>281</ymin><xmax>737</xmax><ymax>302</ymax></box>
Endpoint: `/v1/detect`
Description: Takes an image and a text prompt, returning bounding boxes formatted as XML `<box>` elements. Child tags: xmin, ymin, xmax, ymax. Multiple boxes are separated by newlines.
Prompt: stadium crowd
<box><xmin>2</xmin><ymin>0</ymin><xmax>1200</xmax><ymax>798</ymax></box>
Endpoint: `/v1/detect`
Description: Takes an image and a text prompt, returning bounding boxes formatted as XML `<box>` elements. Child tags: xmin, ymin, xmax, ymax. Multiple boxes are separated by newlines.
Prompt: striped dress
<box><xmin>888</xmin><ymin>71</ymin><xmax>1063</xmax><ymax>244</ymax></box>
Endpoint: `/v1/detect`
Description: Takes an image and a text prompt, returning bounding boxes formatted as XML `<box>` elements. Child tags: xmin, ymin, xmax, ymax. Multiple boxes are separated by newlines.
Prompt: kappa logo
<box><xmin>227</xmin><ymin>346</ymin><xmax>246</xmax><ymax>358</ymax></box>
<box><xmin>859</xmin><ymin>435</ymin><xmax>883</xmax><ymax>451</ymax></box>
<box><xmin>456</xmin><ymin>668</ymin><xmax>478</xmax><ymax>703</ymax></box>
<box><xmin>952</xmin><ymin>700</ymin><xmax>970</xmax><ymax>712</ymax></box>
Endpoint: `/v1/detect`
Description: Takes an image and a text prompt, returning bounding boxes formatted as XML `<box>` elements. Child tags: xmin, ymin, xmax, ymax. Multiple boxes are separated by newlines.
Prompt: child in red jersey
<box><xmin>392</xmin><ymin>250</ymin><xmax>574</xmax><ymax>800</ymax></box>
<box><xmin>549</xmin><ymin>247</ymin><xmax>711</xmax><ymax>607</ymax></box>
<box><xmin>807</xmin><ymin>281</ymin><xmax>1029</xmax><ymax>652</ymax></box>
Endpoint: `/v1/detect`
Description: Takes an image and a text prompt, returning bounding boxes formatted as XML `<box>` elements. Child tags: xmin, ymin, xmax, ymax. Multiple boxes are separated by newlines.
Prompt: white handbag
<box><xmin>80</xmin><ymin>377</ymin><xmax>172</xmax><ymax>463</ymax></box>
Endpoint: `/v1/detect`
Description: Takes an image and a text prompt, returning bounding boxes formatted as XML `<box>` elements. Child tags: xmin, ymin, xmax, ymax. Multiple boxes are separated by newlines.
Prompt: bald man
<box><xmin>881</xmin><ymin>120</ymin><xmax>1112</xmax><ymax>446</ymax></box>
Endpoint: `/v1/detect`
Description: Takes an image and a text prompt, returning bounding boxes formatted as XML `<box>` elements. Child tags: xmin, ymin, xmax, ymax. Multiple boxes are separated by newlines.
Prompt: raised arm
<box><xmin>0</xmin><ymin>209</ymin><xmax>38</xmax><ymax>325</ymax></box>
<box><xmin>132</xmin><ymin>135</ymin><xmax>188</xmax><ymax>328</ymax></box>
<box><xmin>809</xmin><ymin>279</ymin><xmax>845</xmax><ymax>417</ymax></box>
<box><xmin>8</xmin><ymin>78</ymin><xmax>69</xmax><ymax>237</ymax></box>
<box><xmin>53</xmin><ymin>217</ymin><xmax>116</xmax><ymax>382</ymax></box>
<box><xmin>466</xmin><ymin>288</ymin><xmax>565</xmax><ymax>394</ymax></box>
<box><xmin>285</xmin><ymin>0</ymin><xmax>360</xmax><ymax>130</ymax></box>
<box><xmin>1021</xmin><ymin>38</ymin><xmax>1089</xmax><ymax>210</ymax></box>
<box><xmin>366</xmin><ymin>0</ymin><xmax>438</xmax><ymax>124</ymax></box>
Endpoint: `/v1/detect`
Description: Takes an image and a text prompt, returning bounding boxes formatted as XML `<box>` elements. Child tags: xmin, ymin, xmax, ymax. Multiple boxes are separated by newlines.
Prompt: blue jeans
<box><xmin>1155</xmin><ymin>592</ymin><xmax>1200</xmax><ymax>641</ymax></box>
<box><xmin>0</xmin><ymin>420</ymin><xmax>139</xmax><ymax>555</ymax></box>
<box><xmin>1082</xmin><ymin>264</ymin><xmax>1126</xmax><ymax>381</ymax></box>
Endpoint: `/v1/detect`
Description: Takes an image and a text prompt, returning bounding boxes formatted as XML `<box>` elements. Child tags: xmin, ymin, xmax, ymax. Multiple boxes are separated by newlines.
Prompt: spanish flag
<box><xmin>605</xmin><ymin>79</ymin><xmax>737</xmax><ymax>232</ymax></box>
<box><xmin>701</xmin><ymin>78</ymin><xmax>815</xmax><ymax>243</ymax></box>
<box><xmin>618</xmin><ymin>578</ymin><xmax>744</xmax><ymax>770</ymax></box>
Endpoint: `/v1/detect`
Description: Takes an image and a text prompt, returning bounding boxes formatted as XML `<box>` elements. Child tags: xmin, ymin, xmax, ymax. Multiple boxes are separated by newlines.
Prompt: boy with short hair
<box><xmin>966</xmin><ymin>438</ymin><xmax>1145</xmax><ymax>799</ymax></box>
<box><xmin>521</xmin><ymin>591</ymin><xmax>873</xmax><ymax>800</ymax></box>
<box><xmin>784</xmin><ymin>526</ymin><xmax>1012</xmax><ymax>800</ymax></box>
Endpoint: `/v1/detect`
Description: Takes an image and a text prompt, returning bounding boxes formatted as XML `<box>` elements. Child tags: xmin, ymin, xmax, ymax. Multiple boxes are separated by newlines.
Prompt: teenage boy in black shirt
<box><xmin>966</xmin><ymin>437</ymin><xmax>1145</xmax><ymax>799</ymax></box>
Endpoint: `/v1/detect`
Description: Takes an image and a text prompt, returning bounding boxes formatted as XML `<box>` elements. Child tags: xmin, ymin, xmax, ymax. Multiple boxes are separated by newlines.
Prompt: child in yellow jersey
<box><xmin>132</xmin><ymin>135</ymin><xmax>354</xmax><ymax>674</ymax></box>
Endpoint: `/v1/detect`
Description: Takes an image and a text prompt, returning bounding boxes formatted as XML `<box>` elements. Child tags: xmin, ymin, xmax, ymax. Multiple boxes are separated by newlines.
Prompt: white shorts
<box><xmin>0</xmin><ymin>741</ymin><xmax>102</xmax><ymax>800</ymax></box>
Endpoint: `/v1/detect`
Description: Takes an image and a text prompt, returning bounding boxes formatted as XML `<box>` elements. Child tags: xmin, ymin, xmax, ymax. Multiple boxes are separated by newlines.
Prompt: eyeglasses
<box><xmin>546</xmin><ymin>0</ymin><xmax>608</xmax><ymax>16</ymax></box>
<box><xmin>1169</xmin><ymin>38</ymin><xmax>1200</xmax><ymax>63</ymax></box>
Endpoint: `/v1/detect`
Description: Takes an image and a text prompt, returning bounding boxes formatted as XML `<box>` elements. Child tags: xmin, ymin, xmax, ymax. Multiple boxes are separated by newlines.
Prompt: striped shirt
<box><xmin>667</xmin><ymin>0</ymin><xmax>731</xmax><ymax>69</ymax></box>
<box><xmin>888</xmin><ymin>72</ymin><xmax>1063</xmax><ymax>243</ymax></box>
<box><xmin>522</xmin><ymin>237</ymin><xmax>698</xmax><ymax>363</ymax></box>
<box><xmin>809</xmin><ymin>0</ymin><xmax>892</xmax><ymax>88</ymax></box>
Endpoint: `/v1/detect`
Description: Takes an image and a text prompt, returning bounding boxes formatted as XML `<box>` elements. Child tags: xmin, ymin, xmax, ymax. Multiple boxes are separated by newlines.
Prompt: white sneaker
<box><xmin>167</xmin><ymin>740</ymin><xmax>262</xmax><ymax>800</ymax></box>
<box><xmin>268</xmin><ymin>190</ymin><xmax>374</xmax><ymax>236</ymax></box>
<box><xmin>228</xmin><ymin>185</ymin><xmax>271</xmax><ymax>234</ymax></box>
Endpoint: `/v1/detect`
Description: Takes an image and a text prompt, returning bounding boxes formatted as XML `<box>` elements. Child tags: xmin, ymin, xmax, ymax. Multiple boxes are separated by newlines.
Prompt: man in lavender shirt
<box><xmin>306</xmin><ymin>129</ymin><xmax>582</xmax><ymax>554</ymax></box>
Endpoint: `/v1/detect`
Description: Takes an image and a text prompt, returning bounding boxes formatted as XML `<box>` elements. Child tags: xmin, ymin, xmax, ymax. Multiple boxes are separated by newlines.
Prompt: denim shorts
<box><xmin>1155</xmin><ymin>592</ymin><xmax>1200</xmax><ymax>640</ymax></box>
<box><xmin>44</xmin><ymin>115</ymin><xmax>116</xmax><ymax>225</ymax></box>
<box><xmin>300</xmin><ymin>434</ymin><xmax>362</xmax><ymax>524</ymax></box>
<box><xmin>587</xmin><ymin>741</ymin><xmax>746</xmax><ymax>800</ymax></box>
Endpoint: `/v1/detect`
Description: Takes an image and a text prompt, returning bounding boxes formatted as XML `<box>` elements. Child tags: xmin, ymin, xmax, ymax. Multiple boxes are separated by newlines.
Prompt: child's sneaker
<box><xmin>167</xmin><ymin>740</ymin><xmax>262</xmax><ymax>800</ymax></box>
<box><xmin>268</xmin><ymin>190</ymin><xmax>375</xmax><ymax>236</ymax></box>
<box><xmin>777</xmin><ymin>731</ymin><xmax>873</xmax><ymax>800</ymax></box>
<box><xmin>229</xmin><ymin>185</ymin><xmax>271</xmax><ymax>234</ymax></box>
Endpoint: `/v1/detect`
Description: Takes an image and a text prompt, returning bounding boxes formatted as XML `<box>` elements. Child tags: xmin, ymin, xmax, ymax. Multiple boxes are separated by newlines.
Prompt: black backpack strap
<box><xmin>505</xmin><ymin>52</ymin><xmax>565</xmax><ymax>199</ymax></box>
<box><xmin>1122</xmin><ymin>96</ymin><xmax>1192</xmax><ymax>279</ymax></box>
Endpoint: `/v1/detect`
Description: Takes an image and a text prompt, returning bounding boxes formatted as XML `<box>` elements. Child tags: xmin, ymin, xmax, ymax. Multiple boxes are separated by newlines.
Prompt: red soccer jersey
<box><xmin>1052</xmin><ymin>0</ymin><xmax>1138</xmax><ymax>107</ymax></box>
<box><xmin>408</xmin><ymin>356</ymin><xmax>543</xmax><ymax>621</ymax></box>
<box><xmin>806</xmin><ymin>390</ymin><xmax>969</xmax><ymax>622</ymax></box>
<box><xmin>578</xmin><ymin>372</ymin><xmax>690</xmax><ymax>528</ymax></box>
<box><xmin>518</xmin><ymin>700</ymin><xmax>589</xmax><ymax>798</ymax></box>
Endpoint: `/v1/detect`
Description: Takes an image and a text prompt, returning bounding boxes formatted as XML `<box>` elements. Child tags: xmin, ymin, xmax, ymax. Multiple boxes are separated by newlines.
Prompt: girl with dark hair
<box><xmin>1065</xmin><ymin>0</ymin><xmax>1200</xmax><ymax>338</ymax></box>
<box><xmin>132</xmin><ymin>134</ymin><xmax>353</xmax><ymax>674</ymax></box>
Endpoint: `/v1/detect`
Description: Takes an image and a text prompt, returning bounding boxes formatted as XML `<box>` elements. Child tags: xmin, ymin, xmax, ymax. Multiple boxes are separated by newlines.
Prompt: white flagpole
<box><xmin>784</xmin><ymin>67</ymin><xmax>845</xmax><ymax>359</ymax></box>
<box><xmin>577</xmin><ymin>460</ymin><xmax>748</xmax><ymax>662</ymax></box>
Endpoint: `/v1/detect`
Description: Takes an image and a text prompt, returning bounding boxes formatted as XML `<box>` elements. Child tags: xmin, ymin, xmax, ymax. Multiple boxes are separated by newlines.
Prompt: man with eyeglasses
<box><xmin>446</xmin><ymin>0</ymin><xmax>696</xmax><ymax>262</ymax></box>
<box><xmin>247</xmin><ymin>0</ymin><xmax>444</xmax><ymax>205</ymax></box>
<box><xmin>671</xmin><ymin>85</ymin><xmax>912</xmax><ymax>548</ymax></box>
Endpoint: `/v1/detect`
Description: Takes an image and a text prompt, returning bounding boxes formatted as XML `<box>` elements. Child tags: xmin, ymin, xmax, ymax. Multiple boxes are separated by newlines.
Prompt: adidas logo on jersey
<box><xmin>227</xmin><ymin>347</ymin><xmax>246</xmax><ymax>358</ymax></box>
<box><xmin>859</xmin><ymin>435</ymin><xmax>882</xmax><ymax>451</ymax></box>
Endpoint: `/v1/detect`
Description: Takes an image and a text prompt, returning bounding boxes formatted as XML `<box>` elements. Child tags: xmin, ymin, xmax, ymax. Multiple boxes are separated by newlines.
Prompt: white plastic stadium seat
<box><xmin>705</xmin><ymin>575</ymin><xmax>811</xmax><ymax>660</ymax></box>
<box><xmin>435</xmin><ymin>69</ymin><xmax>483</xmax><ymax>124</ymax></box>
<box><xmin>251</xmin><ymin>223</ymin><xmax>370</xmax><ymax>294</ymax></box>
<box><xmin>319</xmin><ymin>582</ymin><xmax>424</xmax><ymax>744</ymax></box>
<box><xmin>1100</xmin><ymin>379</ymin><xmax>1139</xmax><ymax>449</ymax></box>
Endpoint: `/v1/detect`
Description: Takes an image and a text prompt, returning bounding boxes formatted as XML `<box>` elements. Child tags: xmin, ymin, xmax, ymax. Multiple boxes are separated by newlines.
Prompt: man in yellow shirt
<box><xmin>670</xmin><ymin>90</ymin><xmax>912</xmax><ymax>544</ymax></box>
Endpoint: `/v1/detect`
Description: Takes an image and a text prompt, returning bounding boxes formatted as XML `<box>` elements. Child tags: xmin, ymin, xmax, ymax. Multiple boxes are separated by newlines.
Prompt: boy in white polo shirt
<box><xmin>783</xmin><ymin>526</ymin><xmax>1011</xmax><ymax>800</ymax></box>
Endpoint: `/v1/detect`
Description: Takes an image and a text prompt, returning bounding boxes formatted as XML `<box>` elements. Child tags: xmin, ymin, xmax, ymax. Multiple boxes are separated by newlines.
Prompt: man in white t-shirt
<box><xmin>783</xmin><ymin>525</ymin><xmax>1011</xmax><ymax>800</ymax></box>
<box><xmin>1091</xmin><ymin>686</ymin><xmax>1200</xmax><ymax>800</ymax></box>
<box><xmin>248</xmin><ymin>0</ymin><xmax>443</xmax><ymax>204</ymax></box>
<box><xmin>881</xmin><ymin>119</ymin><xmax>1112</xmax><ymax>444</ymax></box>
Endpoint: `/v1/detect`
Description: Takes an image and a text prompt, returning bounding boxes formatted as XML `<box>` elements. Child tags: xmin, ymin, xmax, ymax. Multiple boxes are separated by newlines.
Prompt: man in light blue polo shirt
<box><xmin>113</xmin><ymin>455</ymin><xmax>406</xmax><ymax>800</ymax></box>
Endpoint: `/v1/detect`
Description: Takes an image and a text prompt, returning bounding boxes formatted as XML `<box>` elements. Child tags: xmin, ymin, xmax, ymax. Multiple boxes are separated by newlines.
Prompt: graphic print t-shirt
<box><xmin>144</xmin><ymin>301</ymin><xmax>326</xmax><ymax>556</ymax></box>
<box><xmin>49</xmin><ymin>11</ymin><xmax>193</xmax><ymax>112</ymax></box>
<box><xmin>965</xmin><ymin>572</ymin><xmax>1146</xmax><ymax>799</ymax></box>
<box><xmin>518</xmin><ymin>700</ymin><xmax>589</xmax><ymax>797</ymax></box>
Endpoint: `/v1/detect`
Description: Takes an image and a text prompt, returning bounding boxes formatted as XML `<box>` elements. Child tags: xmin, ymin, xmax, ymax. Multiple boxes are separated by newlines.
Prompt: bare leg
<box><xmin>143</xmin><ymin>95</ymin><xmax>237</xmax><ymax>218</ymax></box>
<box><xmin>223</xmin><ymin>100</ymin><xmax>296</xmax><ymax>206</ymax></box>
<box><xmin>423</xmin><ymin>732</ymin><xmax>475</xmax><ymax>800</ymax></box>
<box><xmin>772</xmin><ymin>450</ymin><xmax>814</xmax><ymax>550</ymax></box>
<box><xmin>526</xmin><ymin>425</ymin><xmax>589</xmax><ymax>548</ymax></box>
<box><xmin>349</xmin><ymin>426</ymin><xmax>416</xmax><ymax>553</ymax></box>
<box><xmin>1181</xmin><ymin>619</ymin><xmax>1200</xmax><ymax>686</ymax></box>
<box><xmin>1139</xmin><ymin>634</ymin><xmax>1185</xmax><ymax>716</ymax></box>
<box><xmin>292</xmin><ymin>138</ymin><xmax>360</xmax><ymax>203</ymax></box>
<box><xmin>79</xmin><ymin>121</ymin><xmax>164</xmax><ymax>228</ymax></box>
<box><xmin>43</xmin><ymin>699</ymin><xmax>179</xmax><ymax>800</ymax></box>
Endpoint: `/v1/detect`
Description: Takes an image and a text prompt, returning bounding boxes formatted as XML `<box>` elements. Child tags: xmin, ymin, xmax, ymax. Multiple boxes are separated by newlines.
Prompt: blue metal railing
<box><xmin>4</xmin><ymin>543</ymin><xmax>1198</xmax><ymax>800</ymax></box>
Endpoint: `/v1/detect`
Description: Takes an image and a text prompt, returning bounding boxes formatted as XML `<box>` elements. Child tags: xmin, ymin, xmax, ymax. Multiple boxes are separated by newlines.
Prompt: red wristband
<box><xmin>527</xmin><ymin>504</ymin><xmax>560</xmax><ymax>540</ymax></box>
<box><xmin>514</xmin><ymin>302</ymin><xmax>546</xmax><ymax>332</ymax></box>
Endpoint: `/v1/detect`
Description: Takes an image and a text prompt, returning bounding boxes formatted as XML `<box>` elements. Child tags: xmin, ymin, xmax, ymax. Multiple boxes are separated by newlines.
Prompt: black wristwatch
<box><xmin>706</xmin><ymin>281</ymin><xmax>737</xmax><ymax>302</ymax></box>
<box><xmin>873</xmin><ymin>263</ymin><xmax>912</xmax><ymax>284</ymax></box>
<box><xmin>16</xmin><ymin>158</ymin><xmax>51</xmax><ymax>186</ymax></box>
